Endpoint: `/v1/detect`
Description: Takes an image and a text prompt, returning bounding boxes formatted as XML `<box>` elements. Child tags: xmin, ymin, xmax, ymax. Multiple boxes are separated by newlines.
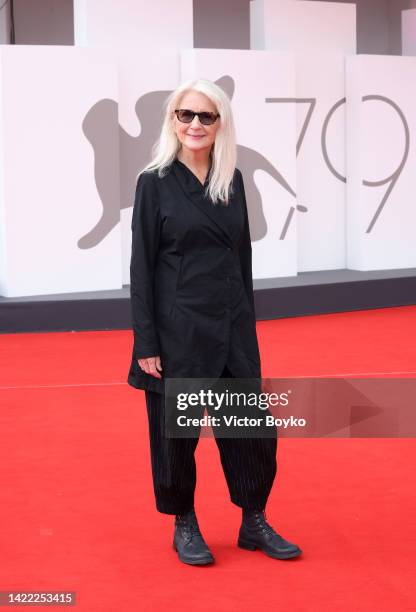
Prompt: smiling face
<box><xmin>173</xmin><ymin>90</ymin><xmax>220</xmax><ymax>156</ymax></box>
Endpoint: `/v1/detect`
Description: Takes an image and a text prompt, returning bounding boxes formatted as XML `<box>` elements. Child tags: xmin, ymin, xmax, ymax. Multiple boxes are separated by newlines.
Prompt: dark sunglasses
<box><xmin>174</xmin><ymin>108</ymin><xmax>220</xmax><ymax>126</ymax></box>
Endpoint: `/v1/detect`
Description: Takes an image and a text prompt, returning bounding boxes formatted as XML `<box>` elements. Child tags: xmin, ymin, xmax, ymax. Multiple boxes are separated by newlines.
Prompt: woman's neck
<box><xmin>177</xmin><ymin>148</ymin><xmax>212</xmax><ymax>184</ymax></box>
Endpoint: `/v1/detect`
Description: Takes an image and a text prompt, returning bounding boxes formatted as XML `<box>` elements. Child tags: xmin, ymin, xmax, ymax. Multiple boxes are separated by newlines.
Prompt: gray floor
<box><xmin>1</xmin><ymin>268</ymin><xmax>416</xmax><ymax>302</ymax></box>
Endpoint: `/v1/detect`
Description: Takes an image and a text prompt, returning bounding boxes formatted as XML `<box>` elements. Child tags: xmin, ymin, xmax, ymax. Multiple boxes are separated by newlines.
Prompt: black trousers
<box><xmin>144</xmin><ymin>365</ymin><xmax>278</xmax><ymax>515</ymax></box>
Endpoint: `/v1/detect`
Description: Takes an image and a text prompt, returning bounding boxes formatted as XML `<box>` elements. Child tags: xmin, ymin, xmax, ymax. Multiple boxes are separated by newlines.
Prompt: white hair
<box><xmin>138</xmin><ymin>78</ymin><xmax>237</xmax><ymax>205</ymax></box>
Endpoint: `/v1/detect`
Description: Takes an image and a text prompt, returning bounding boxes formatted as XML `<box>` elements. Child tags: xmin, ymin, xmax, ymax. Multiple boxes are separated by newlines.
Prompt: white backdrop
<box><xmin>0</xmin><ymin>46</ymin><xmax>120</xmax><ymax>297</ymax></box>
<box><xmin>402</xmin><ymin>9</ymin><xmax>416</xmax><ymax>56</ymax></box>
<box><xmin>293</xmin><ymin>53</ymin><xmax>348</xmax><ymax>272</ymax></box>
<box><xmin>250</xmin><ymin>0</ymin><xmax>356</xmax><ymax>54</ymax></box>
<box><xmin>1</xmin><ymin>0</ymin><xmax>416</xmax><ymax>298</ymax></box>
<box><xmin>251</xmin><ymin>0</ymin><xmax>356</xmax><ymax>272</ymax></box>
<box><xmin>73</xmin><ymin>0</ymin><xmax>193</xmax><ymax>48</ymax></box>
<box><xmin>346</xmin><ymin>55</ymin><xmax>416</xmax><ymax>270</ymax></box>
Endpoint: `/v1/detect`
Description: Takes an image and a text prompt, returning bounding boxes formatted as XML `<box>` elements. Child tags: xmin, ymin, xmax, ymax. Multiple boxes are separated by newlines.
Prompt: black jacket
<box><xmin>127</xmin><ymin>158</ymin><xmax>261</xmax><ymax>394</ymax></box>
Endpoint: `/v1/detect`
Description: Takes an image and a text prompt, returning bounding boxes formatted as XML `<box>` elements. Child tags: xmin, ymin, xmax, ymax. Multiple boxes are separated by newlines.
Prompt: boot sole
<box><xmin>238</xmin><ymin>538</ymin><xmax>302</xmax><ymax>560</ymax></box>
<box><xmin>173</xmin><ymin>543</ymin><xmax>215</xmax><ymax>565</ymax></box>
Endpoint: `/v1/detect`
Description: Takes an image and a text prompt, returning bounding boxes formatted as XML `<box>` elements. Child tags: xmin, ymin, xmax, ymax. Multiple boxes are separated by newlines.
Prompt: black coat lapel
<box><xmin>171</xmin><ymin>160</ymin><xmax>233</xmax><ymax>247</ymax></box>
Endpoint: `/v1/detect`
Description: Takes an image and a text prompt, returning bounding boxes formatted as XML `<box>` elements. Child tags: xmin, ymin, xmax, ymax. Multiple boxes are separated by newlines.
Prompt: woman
<box><xmin>127</xmin><ymin>79</ymin><xmax>302</xmax><ymax>565</ymax></box>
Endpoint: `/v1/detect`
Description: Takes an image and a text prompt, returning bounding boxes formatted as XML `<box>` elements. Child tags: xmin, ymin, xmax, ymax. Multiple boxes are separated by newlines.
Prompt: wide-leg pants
<box><xmin>144</xmin><ymin>365</ymin><xmax>278</xmax><ymax>515</ymax></box>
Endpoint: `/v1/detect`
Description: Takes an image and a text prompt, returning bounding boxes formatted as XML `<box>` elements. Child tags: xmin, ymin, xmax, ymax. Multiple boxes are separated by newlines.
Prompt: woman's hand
<box><xmin>138</xmin><ymin>356</ymin><xmax>163</xmax><ymax>379</ymax></box>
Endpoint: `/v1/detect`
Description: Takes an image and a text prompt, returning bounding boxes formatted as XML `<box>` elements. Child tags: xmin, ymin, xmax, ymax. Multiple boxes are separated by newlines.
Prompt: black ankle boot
<box><xmin>238</xmin><ymin>509</ymin><xmax>302</xmax><ymax>560</ymax></box>
<box><xmin>173</xmin><ymin>508</ymin><xmax>214</xmax><ymax>565</ymax></box>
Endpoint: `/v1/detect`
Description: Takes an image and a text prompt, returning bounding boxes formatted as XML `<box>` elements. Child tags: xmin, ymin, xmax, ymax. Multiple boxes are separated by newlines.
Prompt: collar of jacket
<box><xmin>171</xmin><ymin>159</ymin><xmax>233</xmax><ymax>248</ymax></box>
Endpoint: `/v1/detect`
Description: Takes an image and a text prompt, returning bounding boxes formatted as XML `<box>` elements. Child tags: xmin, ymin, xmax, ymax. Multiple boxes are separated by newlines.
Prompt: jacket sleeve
<box><xmin>237</xmin><ymin>169</ymin><xmax>256</xmax><ymax>315</ymax></box>
<box><xmin>130</xmin><ymin>171</ymin><xmax>161</xmax><ymax>360</ymax></box>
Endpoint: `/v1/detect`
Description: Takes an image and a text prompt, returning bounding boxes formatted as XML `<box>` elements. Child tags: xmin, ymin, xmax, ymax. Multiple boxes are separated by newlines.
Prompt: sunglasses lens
<box><xmin>177</xmin><ymin>110</ymin><xmax>194</xmax><ymax>123</ymax></box>
<box><xmin>199</xmin><ymin>113</ymin><xmax>216</xmax><ymax>125</ymax></box>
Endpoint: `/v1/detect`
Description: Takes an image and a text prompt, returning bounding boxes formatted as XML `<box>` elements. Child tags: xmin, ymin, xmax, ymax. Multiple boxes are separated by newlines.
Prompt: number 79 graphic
<box><xmin>266</xmin><ymin>95</ymin><xmax>410</xmax><ymax>237</ymax></box>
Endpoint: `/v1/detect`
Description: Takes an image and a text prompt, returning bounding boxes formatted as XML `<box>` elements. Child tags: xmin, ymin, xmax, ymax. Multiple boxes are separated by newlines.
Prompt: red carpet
<box><xmin>1</xmin><ymin>306</ymin><xmax>416</xmax><ymax>611</ymax></box>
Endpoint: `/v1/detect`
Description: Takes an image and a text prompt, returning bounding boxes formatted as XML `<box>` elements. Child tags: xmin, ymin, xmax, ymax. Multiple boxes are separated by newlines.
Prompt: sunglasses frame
<box><xmin>174</xmin><ymin>108</ymin><xmax>220</xmax><ymax>126</ymax></box>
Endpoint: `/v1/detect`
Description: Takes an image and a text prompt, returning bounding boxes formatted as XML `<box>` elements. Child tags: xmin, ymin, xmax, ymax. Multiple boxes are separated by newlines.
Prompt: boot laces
<box><xmin>183</xmin><ymin>522</ymin><xmax>203</xmax><ymax>542</ymax></box>
<box><xmin>176</xmin><ymin>514</ymin><xmax>202</xmax><ymax>539</ymax></box>
<box><xmin>255</xmin><ymin>510</ymin><xmax>277</xmax><ymax>537</ymax></box>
